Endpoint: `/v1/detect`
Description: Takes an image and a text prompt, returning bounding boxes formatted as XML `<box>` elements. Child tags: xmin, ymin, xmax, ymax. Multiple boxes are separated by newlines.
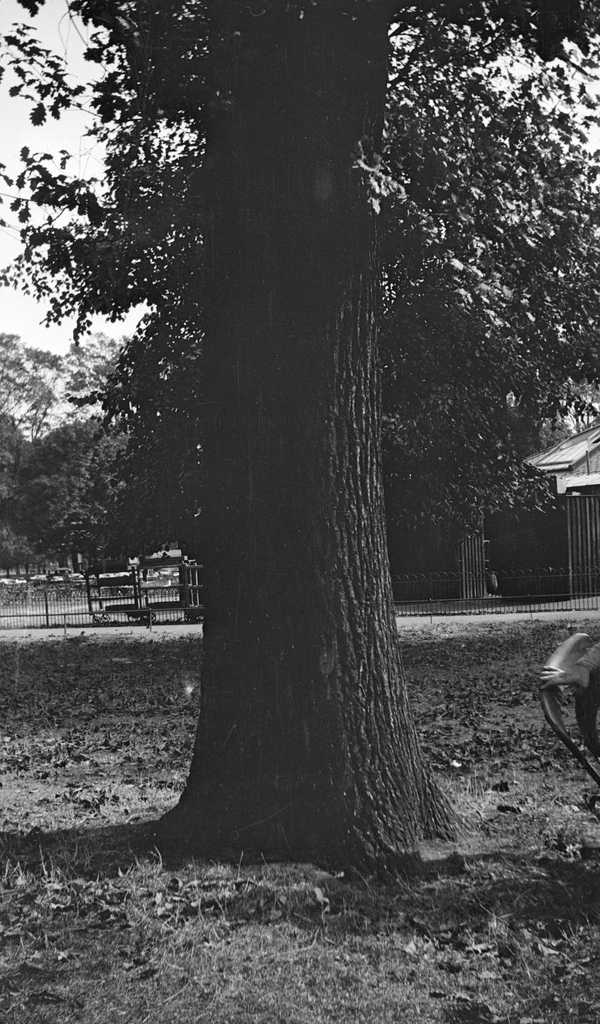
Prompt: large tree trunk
<box><xmin>163</xmin><ymin>2</ymin><xmax>454</xmax><ymax>871</ymax></box>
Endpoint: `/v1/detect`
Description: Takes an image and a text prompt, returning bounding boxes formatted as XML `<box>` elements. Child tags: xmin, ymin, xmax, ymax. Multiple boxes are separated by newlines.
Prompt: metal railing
<box><xmin>3</xmin><ymin>567</ymin><xmax>600</xmax><ymax>629</ymax></box>
<box><xmin>0</xmin><ymin>582</ymin><xmax>203</xmax><ymax>630</ymax></box>
<box><xmin>392</xmin><ymin>567</ymin><xmax>600</xmax><ymax>616</ymax></box>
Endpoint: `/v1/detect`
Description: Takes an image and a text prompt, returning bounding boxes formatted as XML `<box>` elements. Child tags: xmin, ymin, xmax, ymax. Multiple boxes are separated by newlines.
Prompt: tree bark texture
<box><xmin>165</xmin><ymin>2</ymin><xmax>454</xmax><ymax>870</ymax></box>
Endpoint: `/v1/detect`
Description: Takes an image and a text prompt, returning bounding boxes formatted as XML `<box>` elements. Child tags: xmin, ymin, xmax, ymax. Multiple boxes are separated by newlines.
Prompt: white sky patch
<box><xmin>0</xmin><ymin>0</ymin><xmax>145</xmax><ymax>351</ymax></box>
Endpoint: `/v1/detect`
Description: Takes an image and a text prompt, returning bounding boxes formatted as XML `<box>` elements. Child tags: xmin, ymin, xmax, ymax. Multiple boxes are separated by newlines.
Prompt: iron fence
<box><xmin>392</xmin><ymin>567</ymin><xmax>600</xmax><ymax>615</ymax></box>
<box><xmin>0</xmin><ymin>582</ymin><xmax>203</xmax><ymax>630</ymax></box>
<box><xmin>4</xmin><ymin>567</ymin><xmax>600</xmax><ymax>629</ymax></box>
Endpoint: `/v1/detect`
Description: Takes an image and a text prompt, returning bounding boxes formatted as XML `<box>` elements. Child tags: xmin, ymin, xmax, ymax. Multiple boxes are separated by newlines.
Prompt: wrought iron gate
<box><xmin>458</xmin><ymin>529</ymin><xmax>487</xmax><ymax>600</ymax></box>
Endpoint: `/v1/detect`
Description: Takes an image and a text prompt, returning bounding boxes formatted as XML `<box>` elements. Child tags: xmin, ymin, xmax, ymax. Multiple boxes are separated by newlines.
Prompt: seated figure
<box><xmin>540</xmin><ymin>631</ymin><xmax>600</xmax><ymax>691</ymax></box>
<box><xmin>540</xmin><ymin>631</ymin><xmax>600</xmax><ymax>760</ymax></box>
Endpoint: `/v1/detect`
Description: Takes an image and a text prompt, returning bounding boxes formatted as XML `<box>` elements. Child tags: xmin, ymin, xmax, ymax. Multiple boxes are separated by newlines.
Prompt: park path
<box><xmin>0</xmin><ymin>605</ymin><xmax>596</xmax><ymax>643</ymax></box>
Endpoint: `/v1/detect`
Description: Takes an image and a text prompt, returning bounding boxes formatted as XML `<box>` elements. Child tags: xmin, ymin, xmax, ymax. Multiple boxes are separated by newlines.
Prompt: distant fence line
<box><xmin>0</xmin><ymin>581</ymin><xmax>202</xmax><ymax>631</ymax></box>
<box><xmin>392</xmin><ymin>567</ymin><xmax>598</xmax><ymax>616</ymax></box>
<box><xmin>0</xmin><ymin>568</ymin><xmax>599</xmax><ymax>629</ymax></box>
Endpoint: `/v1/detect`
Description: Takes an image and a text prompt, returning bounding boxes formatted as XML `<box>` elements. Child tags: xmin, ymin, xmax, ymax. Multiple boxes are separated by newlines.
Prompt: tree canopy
<box><xmin>3</xmin><ymin>2</ymin><xmax>599</xmax><ymax>547</ymax></box>
<box><xmin>381</xmin><ymin>18</ymin><xmax>600</xmax><ymax>534</ymax></box>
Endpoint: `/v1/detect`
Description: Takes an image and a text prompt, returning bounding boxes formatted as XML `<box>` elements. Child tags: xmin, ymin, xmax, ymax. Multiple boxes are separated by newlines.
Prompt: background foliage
<box><xmin>2</xmin><ymin>2</ymin><xmax>600</xmax><ymax>567</ymax></box>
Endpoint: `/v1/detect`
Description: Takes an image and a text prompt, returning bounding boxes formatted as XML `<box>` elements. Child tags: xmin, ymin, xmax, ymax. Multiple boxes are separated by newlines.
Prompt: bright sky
<box><xmin>0</xmin><ymin>0</ymin><xmax>143</xmax><ymax>353</ymax></box>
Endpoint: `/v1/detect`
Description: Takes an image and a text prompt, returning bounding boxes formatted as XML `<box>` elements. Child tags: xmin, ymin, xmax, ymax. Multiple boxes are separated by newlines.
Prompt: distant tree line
<box><xmin>0</xmin><ymin>330</ymin><xmax>205</xmax><ymax>569</ymax></box>
<box><xmin>0</xmin><ymin>333</ymin><xmax>125</xmax><ymax>569</ymax></box>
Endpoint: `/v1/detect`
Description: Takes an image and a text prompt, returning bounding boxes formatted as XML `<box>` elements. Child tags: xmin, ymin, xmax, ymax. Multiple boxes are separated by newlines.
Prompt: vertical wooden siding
<box><xmin>567</xmin><ymin>494</ymin><xmax>600</xmax><ymax>597</ymax></box>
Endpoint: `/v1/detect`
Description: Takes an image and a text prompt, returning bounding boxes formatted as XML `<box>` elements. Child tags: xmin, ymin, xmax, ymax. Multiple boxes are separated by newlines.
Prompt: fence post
<box><xmin>566</xmin><ymin>496</ymin><xmax>572</xmax><ymax>606</ymax></box>
<box><xmin>44</xmin><ymin>591</ymin><xmax>50</xmax><ymax>628</ymax></box>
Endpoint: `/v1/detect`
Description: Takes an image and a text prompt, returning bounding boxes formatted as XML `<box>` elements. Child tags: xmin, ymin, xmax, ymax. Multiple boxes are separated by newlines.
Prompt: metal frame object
<box><xmin>540</xmin><ymin>682</ymin><xmax>600</xmax><ymax>788</ymax></box>
<box><xmin>540</xmin><ymin>631</ymin><xmax>600</xmax><ymax>789</ymax></box>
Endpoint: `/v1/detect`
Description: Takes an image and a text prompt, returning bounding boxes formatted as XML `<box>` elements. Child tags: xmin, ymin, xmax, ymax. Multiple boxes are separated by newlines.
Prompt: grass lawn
<box><xmin>2</xmin><ymin>619</ymin><xmax>600</xmax><ymax>1022</ymax></box>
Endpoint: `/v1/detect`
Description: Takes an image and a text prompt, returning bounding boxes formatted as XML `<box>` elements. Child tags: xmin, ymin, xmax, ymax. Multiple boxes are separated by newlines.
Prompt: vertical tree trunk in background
<box><xmin>163</xmin><ymin>1</ymin><xmax>454</xmax><ymax>870</ymax></box>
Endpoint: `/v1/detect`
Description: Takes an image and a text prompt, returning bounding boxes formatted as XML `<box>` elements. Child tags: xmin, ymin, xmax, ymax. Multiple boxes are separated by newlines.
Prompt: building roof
<box><xmin>527</xmin><ymin>423</ymin><xmax>600</xmax><ymax>473</ymax></box>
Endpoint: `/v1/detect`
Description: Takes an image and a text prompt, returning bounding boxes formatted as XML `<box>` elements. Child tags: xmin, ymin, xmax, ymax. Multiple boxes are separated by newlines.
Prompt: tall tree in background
<box><xmin>381</xmin><ymin>17</ymin><xmax>600</xmax><ymax>546</ymax></box>
<box><xmin>0</xmin><ymin>333</ymin><xmax>129</xmax><ymax>566</ymax></box>
<box><xmin>101</xmin><ymin>330</ymin><xmax>204</xmax><ymax>556</ymax></box>
<box><xmin>14</xmin><ymin>418</ymin><xmax>127</xmax><ymax>563</ymax></box>
<box><xmin>3</xmin><ymin>0</ymin><xmax>599</xmax><ymax>868</ymax></box>
<box><xmin>62</xmin><ymin>333</ymin><xmax>121</xmax><ymax>415</ymax></box>
<box><xmin>0</xmin><ymin>414</ymin><xmax>32</xmax><ymax>568</ymax></box>
<box><xmin>0</xmin><ymin>334</ymin><xmax>62</xmax><ymax>439</ymax></box>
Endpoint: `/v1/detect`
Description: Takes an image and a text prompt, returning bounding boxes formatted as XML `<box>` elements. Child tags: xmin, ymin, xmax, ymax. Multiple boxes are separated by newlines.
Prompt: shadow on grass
<box><xmin>2</xmin><ymin>817</ymin><xmax>600</xmax><ymax>936</ymax></box>
<box><xmin>0</xmin><ymin>817</ymin><xmax>164</xmax><ymax>876</ymax></box>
